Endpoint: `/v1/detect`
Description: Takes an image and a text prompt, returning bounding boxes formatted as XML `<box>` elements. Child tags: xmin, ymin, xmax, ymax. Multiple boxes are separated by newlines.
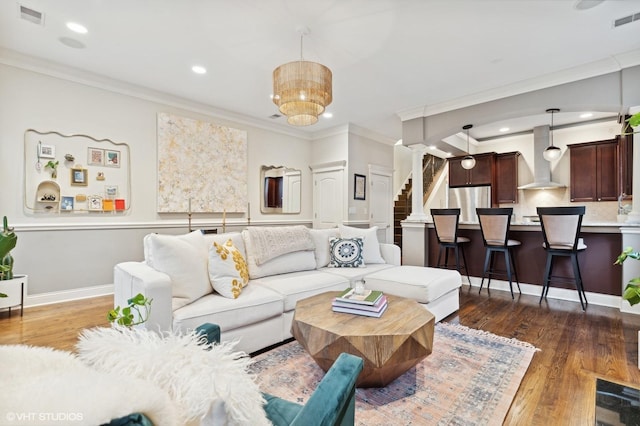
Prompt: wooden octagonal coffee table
<box><xmin>291</xmin><ymin>291</ymin><xmax>435</xmax><ymax>387</ymax></box>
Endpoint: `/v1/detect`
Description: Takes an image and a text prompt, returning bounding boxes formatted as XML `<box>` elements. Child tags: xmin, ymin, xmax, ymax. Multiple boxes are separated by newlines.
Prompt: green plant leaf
<box><xmin>623</xmin><ymin>285</ymin><xmax>640</xmax><ymax>306</ymax></box>
<box><xmin>628</xmin><ymin>112</ymin><xmax>640</xmax><ymax>128</ymax></box>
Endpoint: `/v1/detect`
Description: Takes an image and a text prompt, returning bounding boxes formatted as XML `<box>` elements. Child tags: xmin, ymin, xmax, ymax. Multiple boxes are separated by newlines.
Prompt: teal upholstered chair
<box><xmin>262</xmin><ymin>352</ymin><xmax>364</xmax><ymax>426</ymax></box>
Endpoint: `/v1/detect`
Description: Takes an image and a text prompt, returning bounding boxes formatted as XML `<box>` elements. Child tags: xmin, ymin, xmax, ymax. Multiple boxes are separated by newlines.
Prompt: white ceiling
<box><xmin>1</xmin><ymin>0</ymin><xmax>640</xmax><ymax>142</ymax></box>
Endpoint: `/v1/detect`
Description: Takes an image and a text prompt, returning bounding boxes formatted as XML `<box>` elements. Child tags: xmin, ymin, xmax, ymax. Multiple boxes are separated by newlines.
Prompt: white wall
<box><xmin>0</xmin><ymin>63</ymin><xmax>312</xmax><ymax>299</ymax></box>
<box><xmin>393</xmin><ymin>143</ymin><xmax>412</xmax><ymax>197</ymax></box>
<box><xmin>348</xmin><ymin>130</ymin><xmax>393</xmax><ymax>223</ymax></box>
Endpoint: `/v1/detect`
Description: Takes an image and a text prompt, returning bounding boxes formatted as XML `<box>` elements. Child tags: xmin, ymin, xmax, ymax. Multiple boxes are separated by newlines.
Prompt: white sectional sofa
<box><xmin>114</xmin><ymin>225</ymin><xmax>461</xmax><ymax>354</ymax></box>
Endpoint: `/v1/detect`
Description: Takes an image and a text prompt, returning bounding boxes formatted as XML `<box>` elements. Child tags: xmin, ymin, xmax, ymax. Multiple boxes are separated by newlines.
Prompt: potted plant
<box><xmin>615</xmin><ymin>247</ymin><xmax>640</xmax><ymax>305</ymax></box>
<box><xmin>107</xmin><ymin>293</ymin><xmax>152</xmax><ymax>327</ymax></box>
<box><xmin>0</xmin><ymin>216</ymin><xmax>18</xmax><ymax>298</ymax></box>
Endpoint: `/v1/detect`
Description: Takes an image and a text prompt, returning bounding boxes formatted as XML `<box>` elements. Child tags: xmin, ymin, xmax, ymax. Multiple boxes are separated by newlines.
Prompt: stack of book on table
<box><xmin>332</xmin><ymin>288</ymin><xmax>387</xmax><ymax>318</ymax></box>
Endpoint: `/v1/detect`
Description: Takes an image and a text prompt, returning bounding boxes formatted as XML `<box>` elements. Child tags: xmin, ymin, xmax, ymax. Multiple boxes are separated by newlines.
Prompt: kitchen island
<box><xmin>425</xmin><ymin>221</ymin><xmax>640</xmax><ymax>299</ymax></box>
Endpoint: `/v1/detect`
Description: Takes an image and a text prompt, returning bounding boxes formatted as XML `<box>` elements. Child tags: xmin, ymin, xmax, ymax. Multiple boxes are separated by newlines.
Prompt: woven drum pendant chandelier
<box><xmin>272</xmin><ymin>28</ymin><xmax>332</xmax><ymax>126</ymax></box>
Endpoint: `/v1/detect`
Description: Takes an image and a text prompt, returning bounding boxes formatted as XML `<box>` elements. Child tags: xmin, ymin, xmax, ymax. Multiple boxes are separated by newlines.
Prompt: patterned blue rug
<box><xmin>250</xmin><ymin>322</ymin><xmax>538</xmax><ymax>425</ymax></box>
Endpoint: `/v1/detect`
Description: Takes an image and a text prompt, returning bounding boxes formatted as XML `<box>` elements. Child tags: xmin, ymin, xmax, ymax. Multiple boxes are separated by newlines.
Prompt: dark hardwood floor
<box><xmin>2</xmin><ymin>288</ymin><xmax>640</xmax><ymax>424</ymax></box>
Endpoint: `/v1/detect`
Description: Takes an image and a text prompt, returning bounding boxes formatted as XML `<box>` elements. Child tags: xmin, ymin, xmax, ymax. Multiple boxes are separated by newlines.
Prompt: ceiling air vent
<box><xmin>18</xmin><ymin>4</ymin><xmax>44</xmax><ymax>25</ymax></box>
<box><xmin>614</xmin><ymin>12</ymin><xmax>640</xmax><ymax>28</ymax></box>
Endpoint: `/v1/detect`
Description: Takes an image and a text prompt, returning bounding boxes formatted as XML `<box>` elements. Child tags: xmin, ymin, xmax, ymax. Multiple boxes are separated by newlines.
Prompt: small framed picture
<box><xmin>88</xmin><ymin>148</ymin><xmax>104</xmax><ymax>166</ymax></box>
<box><xmin>354</xmin><ymin>174</ymin><xmax>366</xmax><ymax>200</ymax></box>
<box><xmin>104</xmin><ymin>185</ymin><xmax>118</xmax><ymax>199</ymax></box>
<box><xmin>71</xmin><ymin>167</ymin><xmax>88</xmax><ymax>186</ymax></box>
<box><xmin>105</xmin><ymin>150</ymin><xmax>120</xmax><ymax>167</ymax></box>
<box><xmin>38</xmin><ymin>143</ymin><xmax>56</xmax><ymax>159</ymax></box>
<box><xmin>87</xmin><ymin>195</ymin><xmax>103</xmax><ymax>211</ymax></box>
<box><xmin>61</xmin><ymin>196</ymin><xmax>74</xmax><ymax>211</ymax></box>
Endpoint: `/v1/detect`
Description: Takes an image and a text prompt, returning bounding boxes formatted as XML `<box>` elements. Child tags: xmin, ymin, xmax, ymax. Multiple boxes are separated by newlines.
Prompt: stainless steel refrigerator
<box><xmin>447</xmin><ymin>186</ymin><xmax>492</xmax><ymax>222</ymax></box>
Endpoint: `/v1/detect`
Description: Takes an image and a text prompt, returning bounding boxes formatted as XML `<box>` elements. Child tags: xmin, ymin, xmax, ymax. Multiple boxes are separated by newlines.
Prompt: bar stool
<box><xmin>537</xmin><ymin>206</ymin><xmax>588</xmax><ymax>310</ymax></box>
<box><xmin>476</xmin><ymin>208</ymin><xmax>521</xmax><ymax>299</ymax></box>
<box><xmin>431</xmin><ymin>208</ymin><xmax>471</xmax><ymax>283</ymax></box>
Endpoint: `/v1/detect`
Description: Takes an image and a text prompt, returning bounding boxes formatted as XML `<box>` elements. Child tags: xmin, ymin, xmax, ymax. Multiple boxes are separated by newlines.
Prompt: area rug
<box><xmin>250</xmin><ymin>322</ymin><xmax>538</xmax><ymax>425</ymax></box>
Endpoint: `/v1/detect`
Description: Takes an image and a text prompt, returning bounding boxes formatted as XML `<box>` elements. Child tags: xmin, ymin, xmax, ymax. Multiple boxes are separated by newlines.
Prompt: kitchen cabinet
<box><xmin>569</xmin><ymin>139</ymin><xmax>618</xmax><ymax>202</ymax></box>
<box><xmin>448</xmin><ymin>153</ymin><xmax>495</xmax><ymax>187</ymax></box>
<box><xmin>619</xmin><ymin>134</ymin><xmax>633</xmax><ymax>197</ymax></box>
<box><xmin>495</xmin><ymin>152</ymin><xmax>520</xmax><ymax>204</ymax></box>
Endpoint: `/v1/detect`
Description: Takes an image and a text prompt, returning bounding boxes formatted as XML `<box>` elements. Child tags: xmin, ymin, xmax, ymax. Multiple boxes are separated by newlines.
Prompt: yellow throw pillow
<box><xmin>208</xmin><ymin>239</ymin><xmax>249</xmax><ymax>299</ymax></box>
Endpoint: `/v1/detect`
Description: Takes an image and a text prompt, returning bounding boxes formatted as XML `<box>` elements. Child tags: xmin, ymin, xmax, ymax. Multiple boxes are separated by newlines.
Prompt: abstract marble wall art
<box><xmin>157</xmin><ymin>113</ymin><xmax>247</xmax><ymax>213</ymax></box>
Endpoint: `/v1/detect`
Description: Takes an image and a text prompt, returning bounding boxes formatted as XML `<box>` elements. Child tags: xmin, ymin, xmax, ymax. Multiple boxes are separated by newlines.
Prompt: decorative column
<box><xmin>626</xmin><ymin>106</ymin><xmax>640</xmax><ymax>223</ymax></box>
<box><xmin>406</xmin><ymin>144</ymin><xmax>429</xmax><ymax>221</ymax></box>
<box><xmin>402</xmin><ymin>143</ymin><xmax>430</xmax><ymax>266</ymax></box>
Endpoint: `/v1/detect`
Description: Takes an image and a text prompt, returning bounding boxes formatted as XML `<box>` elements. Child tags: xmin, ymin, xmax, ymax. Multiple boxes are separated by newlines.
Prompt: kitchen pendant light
<box><xmin>461</xmin><ymin>124</ymin><xmax>476</xmax><ymax>170</ymax></box>
<box><xmin>543</xmin><ymin>108</ymin><xmax>562</xmax><ymax>161</ymax></box>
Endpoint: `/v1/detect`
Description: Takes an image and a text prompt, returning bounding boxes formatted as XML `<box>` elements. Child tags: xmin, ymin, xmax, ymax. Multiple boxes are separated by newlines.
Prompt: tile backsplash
<box><xmin>504</xmin><ymin>189</ymin><xmax>621</xmax><ymax>223</ymax></box>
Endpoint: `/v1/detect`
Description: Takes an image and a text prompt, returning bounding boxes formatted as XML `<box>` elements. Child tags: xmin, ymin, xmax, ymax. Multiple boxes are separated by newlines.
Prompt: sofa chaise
<box><xmin>114</xmin><ymin>225</ymin><xmax>462</xmax><ymax>354</ymax></box>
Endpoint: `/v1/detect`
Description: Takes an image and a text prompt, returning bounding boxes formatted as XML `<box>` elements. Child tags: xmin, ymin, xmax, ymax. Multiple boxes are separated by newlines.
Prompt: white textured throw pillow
<box><xmin>209</xmin><ymin>239</ymin><xmax>249</xmax><ymax>299</ymax></box>
<box><xmin>309</xmin><ymin>228</ymin><xmax>340</xmax><ymax>268</ymax></box>
<box><xmin>338</xmin><ymin>225</ymin><xmax>385</xmax><ymax>264</ymax></box>
<box><xmin>329</xmin><ymin>237</ymin><xmax>365</xmax><ymax>268</ymax></box>
<box><xmin>144</xmin><ymin>230</ymin><xmax>211</xmax><ymax>310</ymax></box>
<box><xmin>77</xmin><ymin>326</ymin><xmax>270</xmax><ymax>426</ymax></box>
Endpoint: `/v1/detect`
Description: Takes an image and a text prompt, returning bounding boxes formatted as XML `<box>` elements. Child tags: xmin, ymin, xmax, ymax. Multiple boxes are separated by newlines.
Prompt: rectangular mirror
<box><xmin>260</xmin><ymin>165</ymin><xmax>301</xmax><ymax>214</ymax></box>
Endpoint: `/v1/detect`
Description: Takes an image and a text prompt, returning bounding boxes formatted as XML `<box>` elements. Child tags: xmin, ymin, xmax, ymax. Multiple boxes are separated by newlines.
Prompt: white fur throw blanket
<box><xmin>76</xmin><ymin>326</ymin><xmax>271</xmax><ymax>426</ymax></box>
<box><xmin>0</xmin><ymin>344</ymin><xmax>178</xmax><ymax>425</ymax></box>
<box><xmin>245</xmin><ymin>225</ymin><xmax>315</xmax><ymax>265</ymax></box>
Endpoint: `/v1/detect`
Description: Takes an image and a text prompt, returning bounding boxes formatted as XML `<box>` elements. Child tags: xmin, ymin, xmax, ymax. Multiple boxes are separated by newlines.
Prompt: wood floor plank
<box><xmin>2</xmin><ymin>289</ymin><xmax>640</xmax><ymax>424</ymax></box>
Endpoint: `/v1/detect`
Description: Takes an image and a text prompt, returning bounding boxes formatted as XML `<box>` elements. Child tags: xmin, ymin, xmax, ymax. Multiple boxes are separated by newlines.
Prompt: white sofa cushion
<box><xmin>144</xmin><ymin>231</ymin><xmax>210</xmax><ymax>310</ymax></box>
<box><xmin>208</xmin><ymin>239</ymin><xmax>249</xmax><ymax>299</ymax></box>
<box><xmin>254</xmin><ymin>270</ymin><xmax>349</xmax><ymax>311</ymax></box>
<box><xmin>309</xmin><ymin>227</ymin><xmax>340</xmax><ymax>267</ymax></box>
<box><xmin>319</xmin><ymin>263</ymin><xmax>394</xmax><ymax>282</ymax></box>
<box><xmin>172</xmin><ymin>284</ymin><xmax>283</xmax><ymax>333</ymax></box>
<box><xmin>363</xmin><ymin>265</ymin><xmax>462</xmax><ymax>304</ymax></box>
<box><xmin>338</xmin><ymin>225</ymin><xmax>385</xmax><ymax>264</ymax></box>
<box><xmin>242</xmin><ymin>230</ymin><xmax>316</xmax><ymax>279</ymax></box>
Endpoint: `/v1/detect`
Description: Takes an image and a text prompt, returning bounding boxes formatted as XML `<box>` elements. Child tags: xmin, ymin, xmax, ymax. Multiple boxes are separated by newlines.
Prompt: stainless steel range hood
<box><xmin>517</xmin><ymin>125</ymin><xmax>566</xmax><ymax>190</ymax></box>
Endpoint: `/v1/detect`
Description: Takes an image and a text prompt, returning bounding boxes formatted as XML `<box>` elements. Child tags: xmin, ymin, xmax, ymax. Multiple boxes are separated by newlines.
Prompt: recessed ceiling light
<box><xmin>59</xmin><ymin>37</ymin><xmax>85</xmax><ymax>49</ymax></box>
<box><xmin>191</xmin><ymin>65</ymin><xmax>207</xmax><ymax>74</ymax></box>
<box><xmin>66</xmin><ymin>22</ymin><xmax>88</xmax><ymax>34</ymax></box>
<box><xmin>499</xmin><ymin>127</ymin><xmax>510</xmax><ymax>132</ymax></box>
<box><xmin>429</xmin><ymin>145</ymin><xmax>436</xmax><ymax>150</ymax></box>
<box><xmin>580</xmin><ymin>113</ymin><xmax>593</xmax><ymax>118</ymax></box>
<box><xmin>574</xmin><ymin>0</ymin><xmax>604</xmax><ymax>11</ymax></box>
<box><xmin>322</xmin><ymin>112</ymin><xmax>333</xmax><ymax>118</ymax></box>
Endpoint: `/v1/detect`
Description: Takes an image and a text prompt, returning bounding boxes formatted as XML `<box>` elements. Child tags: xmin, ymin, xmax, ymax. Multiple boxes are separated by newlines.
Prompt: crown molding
<box><xmin>397</xmin><ymin>48</ymin><xmax>640</xmax><ymax>121</ymax></box>
<box><xmin>0</xmin><ymin>48</ymin><xmax>313</xmax><ymax>141</ymax></box>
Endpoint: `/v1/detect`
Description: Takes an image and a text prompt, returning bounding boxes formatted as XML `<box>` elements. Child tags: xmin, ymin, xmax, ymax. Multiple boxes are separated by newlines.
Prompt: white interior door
<box><xmin>369</xmin><ymin>166</ymin><xmax>393</xmax><ymax>243</ymax></box>
<box><xmin>313</xmin><ymin>168</ymin><xmax>344</xmax><ymax>228</ymax></box>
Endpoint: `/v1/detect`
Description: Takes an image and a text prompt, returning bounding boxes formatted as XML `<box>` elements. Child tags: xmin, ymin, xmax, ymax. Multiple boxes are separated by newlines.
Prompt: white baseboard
<box><xmin>25</xmin><ymin>284</ymin><xmax>114</xmax><ymax>308</ymax></box>
<box><xmin>463</xmin><ymin>277</ymin><xmax>621</xmax><ymax>309</ymax></box>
